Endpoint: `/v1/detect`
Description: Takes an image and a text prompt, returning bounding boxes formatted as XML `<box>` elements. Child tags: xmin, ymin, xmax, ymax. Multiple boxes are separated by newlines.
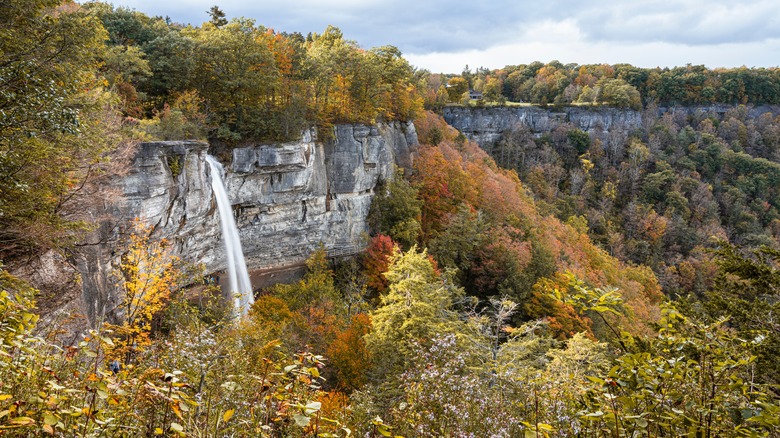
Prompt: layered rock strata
<box><xmin>442</xmin><ymin>105</ymin><xmax>780</xmax><ymax>147</ymax></box>
<box><xmin>75</xmin><ymin>122</ymin><xmax>417</xmax><ymax>325</ymax></box>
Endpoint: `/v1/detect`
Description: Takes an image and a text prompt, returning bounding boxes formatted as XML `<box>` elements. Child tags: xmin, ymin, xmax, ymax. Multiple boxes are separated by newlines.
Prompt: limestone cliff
<box><xmin>442</xmin><ymin>104</ymin><xmax>780</xmax><ymax>147</ymax></box>
<box><xmin>442</xmin><ymin>106</ymin><xmax>643</xmax><ymax>146</ymax></box>
<box><xmin>74</xmin><ymin>121</ymin><xmax>417</xmax><ymax>326</ymax></box>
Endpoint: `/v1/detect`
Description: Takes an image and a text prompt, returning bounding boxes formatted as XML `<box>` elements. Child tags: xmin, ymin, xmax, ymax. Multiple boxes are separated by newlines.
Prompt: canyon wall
<box><xmin>74</xmin><ymin>122</ymin><xmax>417</xmax><ymax>326</ymax></box>
<box><xmin>442</xmin><ymin>106</ymin><xmax>643</xmax><ymax>146</ymax></box>
<box><xmin>442</xmin><ymin>105</ymin><xmax>780</xmax><ymax>147</ymax></box>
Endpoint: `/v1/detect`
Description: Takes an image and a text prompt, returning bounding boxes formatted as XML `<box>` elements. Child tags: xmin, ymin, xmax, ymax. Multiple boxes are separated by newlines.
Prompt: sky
<box><xmin>106</xmin><ymin>0</ymin><xmax>780</xmax><ymax>73</ymax></box>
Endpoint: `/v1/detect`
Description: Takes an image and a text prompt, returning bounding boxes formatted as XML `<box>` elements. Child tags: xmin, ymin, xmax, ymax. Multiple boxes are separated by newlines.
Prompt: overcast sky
<box><xmin>106</xmin><ymin>0</ymin><xmax>780</xmax><ymax>73</ymax></box>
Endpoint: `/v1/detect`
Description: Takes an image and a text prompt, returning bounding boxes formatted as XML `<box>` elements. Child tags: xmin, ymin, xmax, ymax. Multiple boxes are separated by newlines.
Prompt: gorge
<box><xmin>27</xmin><ymin>103</ymin><xmax>780</xmax><ymax>330</ymax></box>
<box><xmin>64</xmin><ymin>121</ymin><xmax>418</xmax><ymax>327</ymax></box>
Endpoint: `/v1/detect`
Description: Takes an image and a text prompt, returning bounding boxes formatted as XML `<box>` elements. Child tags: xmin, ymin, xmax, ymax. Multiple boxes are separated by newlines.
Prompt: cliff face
<box><xmin>442</xmin><ymin>106</ymin><xmax>643</xmax><ymax>146</ymax></box>
<box><xmin>441</xmin><ymin>105</ymin><xmax>780</xmax><ymax>147</ymax></box>
<box><xmin>75</xmin><ymin>122</ymin><xmax>417</xmax><ymax>326</ymax></box>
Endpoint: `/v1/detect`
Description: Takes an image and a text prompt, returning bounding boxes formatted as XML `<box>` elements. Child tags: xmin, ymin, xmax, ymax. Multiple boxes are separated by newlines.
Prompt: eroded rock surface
<box><xmin>442</xmin><ymin>105</ymin><xmax>780</xmax><ymax>147</ymax></box>
<box><xmin>74</xmin><ymin>122</ymin><xmax>417</xmax><ymax>326</ymax></box>
<box><xmin>442</xmin><ymin>106</ymin><xmax>642</xmax><ymax>146</ymax></box>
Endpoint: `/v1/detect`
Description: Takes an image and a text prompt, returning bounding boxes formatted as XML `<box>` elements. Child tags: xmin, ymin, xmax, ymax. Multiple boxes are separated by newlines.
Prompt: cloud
<box><xmin>104</xmin><ymin>0</ymin><xmax>780</xmax><ymax>72</ymax></box>
<box><xmin>578</xmin><ymin>0</ymin><xmax>780</xmax><ymax>45</ymax></box>
<box><xmin>406</xmin><ymin>31</ymin><xmax>780</xmax><ymax>73</ymax></box>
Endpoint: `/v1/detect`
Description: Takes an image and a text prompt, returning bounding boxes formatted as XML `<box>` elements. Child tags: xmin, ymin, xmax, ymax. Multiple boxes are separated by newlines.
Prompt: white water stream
<box><xmin>206</xmin><ymin>155</ymin><xmax>253</xmax><ymax>316</ymax></box>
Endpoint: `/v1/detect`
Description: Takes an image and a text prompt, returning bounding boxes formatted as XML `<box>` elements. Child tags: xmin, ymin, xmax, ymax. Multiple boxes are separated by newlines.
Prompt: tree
<box><xmin>483</xmin><ymin>77</ymin><xmax>504</xmax><ymax>103</ymax></box>
<box><xmin>272</xmin><ymin>246</ymin><xmax>339</xmax><ymax>312</ymax></box>
<box><xmin>367</xmin><ymin>170</ymin><xmax>422</xmax><ymax>249</ymax></box>
<box><xmin>140</xmin><ymin>30</ymin><xmax>196</xmax><ymax>102</ymax></box>
<box><xmin>185</xmin><ymin>18</ymin><xmax>280</xmax><ymax>142</ymax></box>
<box><xmin>207</xmin><ymin>5</ymin><xmax>228</xmax><ymax>27</ymax></box>
<box><xmin>107</xmin><ymin>219</ymin><xmax>182</xmax><ymax>363</ymax></box>
<box><xmin>0</xmin><ymin>1</ymin><xmax>120</xmax><ymax>257</ymax></box>
<box><xmin>327</xmin><ymin>313</ymin><xmax>372</xmax><ymax>391</ymax></box>
<box><xmin>693</xmin><ymin>243</ymin><xmax>780</xmax><ymax>387</ymax></box>
<box><xmin>362</xmin><ymin>234</ymin><xmax>396</xmax><ymax>295</ymax></box>
<box><xmin>446</xmin><ymin>77</ymin><xmax>469</xmax><ymax>102</ymax></box>
<box><xmin>597</xmin><ymin>78</ymin><xmax>641</xmax><ymax>109</ymax></box>
<box><xmin>366</xmin><ymin>246</ymin><xmax>464</xmax><ymax>382</ymax></box>
<box><xmin>429</xmin><ymin>204</ymin><xmax>486</xmax><ymax>279</ymax></box>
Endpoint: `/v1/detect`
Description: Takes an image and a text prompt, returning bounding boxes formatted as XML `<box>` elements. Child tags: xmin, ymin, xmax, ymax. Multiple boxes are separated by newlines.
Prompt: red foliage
<box><xmin>363</xmin><ymin>234</ymin><xmax>395</xmax><ymax>293</ymax></box>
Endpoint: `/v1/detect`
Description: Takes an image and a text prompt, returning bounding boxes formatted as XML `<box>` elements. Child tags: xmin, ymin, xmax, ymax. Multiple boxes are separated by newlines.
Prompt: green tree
<box><xmin>693</xmin><ymin>243</ymin><xmax>780</xmax><ymax>387</ymax></box>
<box><xmin>0</xmin><ymin>0</ymin><xmax>118</xmax><ymax>256</ymax></box>
<box><xmin>140</xmin><ymin>30</ymin><xmax>196</xmax><ymax>102</ymax></box>
<box><xmin>207</xmin><ymin>5</ymin><xmax>228</xmax><ymax>27</ymax></box>
<box><xmin>367</xmin><ymin>170</ymin><xmax>422</xmax><ymax>249</ymax></box>
<box><xmin>597</xmin><ymin>78</ymin><xmax>641</xmax><ymax>109</ymax></box>
<box><xmin>185</xmin><ymin>18</ymin><xmax>280</xmax><ymax>142</ymax></box>
<box><xmin>429</xmin><ymin>204</ymin><xmax>486</xmax><ymax>280</ymax></box>
<box><xmin>366</xmin><ymin>247</ymin><xmax>464</xmax><ymax>381</ymax></box>
<box><xmin>272</xmin><ymin>246</ymin><xmax>340</xmax><ymax>312</ymax></box>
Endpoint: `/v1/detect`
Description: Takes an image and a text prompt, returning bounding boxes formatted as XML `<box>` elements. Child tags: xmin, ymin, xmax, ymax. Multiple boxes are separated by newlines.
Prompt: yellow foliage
<box><xmin>106</xmin><ymin>219</ymin><xmax>180</xmax><ymax>362</ymax></box>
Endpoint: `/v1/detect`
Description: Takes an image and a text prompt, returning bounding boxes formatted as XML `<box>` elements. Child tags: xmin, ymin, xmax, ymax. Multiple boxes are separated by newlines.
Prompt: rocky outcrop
<box><xmin>442</xmin><ymin>106</ymin><xmax>643</xmax><ymax>146</ymax></box>
<box><xmin>442</xmin><ymin>105</ymin><xmax>780</xmax><ymax>147</ymax></box>
<box><xmin>74</xmin><ymin>121</ymin><xmax>417</xmax><ymax>326</ymax></box>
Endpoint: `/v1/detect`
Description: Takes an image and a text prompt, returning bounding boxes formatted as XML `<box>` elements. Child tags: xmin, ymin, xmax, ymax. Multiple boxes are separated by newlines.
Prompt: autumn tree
<box><xmin>362</xmin><ymin>234</ymin><xmax>396</xmax><ymax>296</ymax></box>
<box><xmin>446</xmin><ymin>77</ymin><xmax>469</xmax><ymax>102</ymax></box>
<box><xmin>106</xmin><ymin>220</ymin><xmax>182</xmax><ymax>363</ymax></box>
<box><xmin>327</xmin><ymin>313</ymin><xmax>372</xmax><ymax>391</ymax></box>
<box><xmin>0</xmin><ymin>0</ymin><xmax>118</xmax><ymax>257</ymax></box>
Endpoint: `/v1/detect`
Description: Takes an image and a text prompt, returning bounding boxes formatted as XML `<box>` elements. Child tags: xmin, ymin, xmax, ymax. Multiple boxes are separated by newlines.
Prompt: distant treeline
<box><xmin>421</xmin><ymin>62</ymin><xmax>780</xmax><ymax>110</ymax></box>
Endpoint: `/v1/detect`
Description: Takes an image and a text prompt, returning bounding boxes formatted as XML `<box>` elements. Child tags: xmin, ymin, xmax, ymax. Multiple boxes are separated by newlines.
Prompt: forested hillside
<box><xmin>2</xmin><ymin>1</ymin><xmax>780</xmax><ymax>437</ymax></box>
<box><xmin>473</xmin><ymin>105</ymin><xmax>780</xmax><ymax>294</ymax></box>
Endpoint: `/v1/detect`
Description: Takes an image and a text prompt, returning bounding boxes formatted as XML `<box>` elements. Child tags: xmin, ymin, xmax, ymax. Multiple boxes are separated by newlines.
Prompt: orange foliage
<box><xmin>297</xmin><ymin>299</ymin><xmax>342</xmax><ymax>351</ymax></box>
<box><xmin>262</xmin><ymin>30</ymin><xmax>293</xmax><ymax>76</ymax></box>
<box><xmin>639</xmin><ymin>209</ymin><xmax>669</xmax><ymax>242</ymax></box>
<box><xmin>326</xmin><ymin>313</ymin><xmax>372</xmax><ymax>391</ymax></box>
<box><xmin>411</xmin><ymin>110</ymin><xmax>664</xmax><ymax>336</ymax></box>
<box><xmin>413</xmin><ymin>143</ymin><xmax>479</xmax><ymax>238</ymax></box>
<box><xmin>318</xmin><ymin>390</ymin><xmax>350</xmax><ymax>420</ymax></box>
<box><xmin>363</xmin><ymin>234</ymin><xmax>395</xmax><ymax>294</ymax></box>
<box><xmin>526</xmin><ymin>276</ymin><xmax>595</xmax><ymax>340</ymax></box>
<box><xmin>414</xmin><ymin>110</ymin><xmax>460</xmax><ymax>144</ymax></box>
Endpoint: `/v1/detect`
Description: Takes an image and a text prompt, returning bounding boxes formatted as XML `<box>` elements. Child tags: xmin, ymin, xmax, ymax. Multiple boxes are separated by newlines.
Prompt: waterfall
<box><xmin>206</xmin><ymin>155</ymin><xmax>253</xmax><ymax>317</ymax></box>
